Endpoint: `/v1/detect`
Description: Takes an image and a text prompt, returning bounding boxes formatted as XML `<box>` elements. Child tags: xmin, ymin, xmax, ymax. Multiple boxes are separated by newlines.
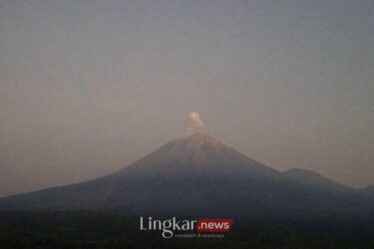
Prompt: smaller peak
<box><xmin>365</xmin><ymin>184</ymin><xmax>374</xmax><ymax>191</ymax></box>
<box><xmin>283</xmin><ymin>168</ymin><xmax>352</xmax><ymax>191</ymax></box>
<box><xmin>284</xmin><ymin>168</ymin><xmax>322</xmax><ymax>177</ymax></box>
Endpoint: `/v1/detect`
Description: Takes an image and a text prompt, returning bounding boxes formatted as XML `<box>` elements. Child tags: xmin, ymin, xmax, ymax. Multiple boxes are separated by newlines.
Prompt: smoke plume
<box><xmin>189</xmin><ymin>112</ymin><xmax>205</xmax><ymax>128</ymax></box>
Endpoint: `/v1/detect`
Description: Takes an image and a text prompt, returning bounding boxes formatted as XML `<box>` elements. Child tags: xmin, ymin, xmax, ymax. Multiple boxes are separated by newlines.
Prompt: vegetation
<box><xmin>0</xmin><ymin>211</ymin><xmax>373</xmax><ymax>249</ymax></box>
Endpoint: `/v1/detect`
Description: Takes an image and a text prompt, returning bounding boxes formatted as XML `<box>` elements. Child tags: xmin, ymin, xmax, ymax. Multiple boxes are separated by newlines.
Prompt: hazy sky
<box><xmin>0</xmin><ymin>0</ymin><xmax>373</xmax><ymax>196</ymax></box>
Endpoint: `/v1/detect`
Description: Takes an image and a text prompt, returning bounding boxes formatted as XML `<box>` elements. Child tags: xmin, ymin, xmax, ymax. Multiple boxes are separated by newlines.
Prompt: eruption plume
<box><xmin>189</xmin><ymin>112</ymin><xmax>204</xmax><ymax>128</ymax></box>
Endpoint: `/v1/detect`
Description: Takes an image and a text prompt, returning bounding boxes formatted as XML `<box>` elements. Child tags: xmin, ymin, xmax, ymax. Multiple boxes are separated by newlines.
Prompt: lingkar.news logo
<box><xmin>140</xmin><ymin>217</ymin><xmax>234</xmax><ymax>238</ymax></box>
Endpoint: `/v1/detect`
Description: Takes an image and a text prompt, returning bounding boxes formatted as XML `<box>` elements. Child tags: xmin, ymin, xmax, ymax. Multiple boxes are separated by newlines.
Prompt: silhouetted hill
<box><xmin>283</xmin><ymin>168</ymin><xmax>355</xmax><ymax>192</ymax></box>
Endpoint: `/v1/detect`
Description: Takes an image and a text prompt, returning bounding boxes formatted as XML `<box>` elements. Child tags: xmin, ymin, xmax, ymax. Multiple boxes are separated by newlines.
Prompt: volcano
<box><xmin>0</xmin><ymin>133</ymin><xmax>373</xmax><ymax>217</ymax></box>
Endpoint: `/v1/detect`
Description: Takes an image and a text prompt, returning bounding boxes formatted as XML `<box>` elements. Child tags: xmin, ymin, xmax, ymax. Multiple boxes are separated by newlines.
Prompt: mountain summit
<box><xmin>121</xmin><ymin>133</ymin><xmax>279</xmax><ymax>178</ymax></box>
<box><xmin>0</xmin><ymin>133</ymin><xmax>372</xmax><ymax>217</ymax></box>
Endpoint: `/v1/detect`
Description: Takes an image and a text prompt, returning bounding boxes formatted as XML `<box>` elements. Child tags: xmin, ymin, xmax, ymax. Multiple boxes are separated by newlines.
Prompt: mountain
<box><xmin>0</xmin><ymin>133</ymin><xmax>373</xmax><ymax>218</ymax></box>
<box><xmin>365</xmin><ymin>185</ymin><xmax>374</xmax><ymax>194</ymax></box>
<box><xmin>283</xmin><ymin>168</ymin><xmax>355</xmax><ymax>192</ymax></box>
<box><xmin>363</xmin><ymin>185</ymin><xmax>374</xmax><ymax>200</ymax></box>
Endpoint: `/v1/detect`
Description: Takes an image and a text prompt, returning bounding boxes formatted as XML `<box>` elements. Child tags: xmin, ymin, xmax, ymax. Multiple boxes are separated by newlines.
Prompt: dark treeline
<box><xmin>0</xmin><ymin>211</ymin><xmax>373</xmax><ymax>249</ymax></box>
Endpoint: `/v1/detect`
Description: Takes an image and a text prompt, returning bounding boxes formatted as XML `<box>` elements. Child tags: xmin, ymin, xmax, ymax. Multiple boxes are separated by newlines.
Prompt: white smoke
<box><xmin>189</xmin><ymin>112</ymin><xmax>204</xmax><ymax>128</ymax></box>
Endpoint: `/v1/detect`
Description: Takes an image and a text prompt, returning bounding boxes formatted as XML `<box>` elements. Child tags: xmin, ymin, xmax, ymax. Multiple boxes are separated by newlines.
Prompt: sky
<box><xmin>0</xmin><ymin>0</ymin><xmax>373</xmax><ymax>197</ymax></box>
